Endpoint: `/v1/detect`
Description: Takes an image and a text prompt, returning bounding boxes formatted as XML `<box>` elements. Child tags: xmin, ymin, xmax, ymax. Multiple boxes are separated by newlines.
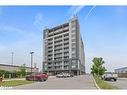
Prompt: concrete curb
<box><xmin>48</xmin><ymin>76</ymin><xmax>56</xmax><ymax>79</ymax></box>
<box><xmin>92</xmin><ymin>75</ymin><xmax>101</xmax><ymax>90</ymax></box>
<box><xmin>3</xmin><ymin>78</ymin><xmax>25</xmax><ymax>82</ymax></box>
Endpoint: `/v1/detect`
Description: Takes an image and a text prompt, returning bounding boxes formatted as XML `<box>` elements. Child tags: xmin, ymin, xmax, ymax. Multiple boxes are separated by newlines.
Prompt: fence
<box><xmin>118</xmin><ymin>73</ymin><xmax>127</xmax><ymax>78</ymax></box>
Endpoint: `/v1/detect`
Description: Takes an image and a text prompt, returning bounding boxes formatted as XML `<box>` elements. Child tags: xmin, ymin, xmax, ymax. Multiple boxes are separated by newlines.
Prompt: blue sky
<box><xmin>0</xmin><ymin>6</ymin><xmax>127</xmax><ymax>73</ymax></box>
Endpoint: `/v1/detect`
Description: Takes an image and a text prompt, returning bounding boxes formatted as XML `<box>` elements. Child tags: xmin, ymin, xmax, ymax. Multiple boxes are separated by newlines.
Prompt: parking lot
<box><xmin>13</xmin><ymin>75</ymin><xmax>97</xmax><ymax>89</ymax></box>
<box><xmin>107</xmin><ymin>78</ymin><xmax>127</xmax><ymax>89</ymax></box>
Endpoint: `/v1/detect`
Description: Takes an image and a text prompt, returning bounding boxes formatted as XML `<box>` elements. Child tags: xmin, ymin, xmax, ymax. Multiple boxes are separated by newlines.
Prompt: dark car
<box><xmin>26</xmin><ymin>73</ymin><xmax>48</xmax><ymax>82</ymax></box>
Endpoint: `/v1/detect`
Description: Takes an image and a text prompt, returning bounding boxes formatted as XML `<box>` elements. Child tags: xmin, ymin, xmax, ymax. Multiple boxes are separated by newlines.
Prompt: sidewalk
<box><xmin>2</xmin><ymin>76</ymin><xmax>55</xmax><ymax>82</ymax></box>
<box><xmin>3</xmin><ymin>78</ymin><xmax>25</xmax><ymax>82</ymax></box>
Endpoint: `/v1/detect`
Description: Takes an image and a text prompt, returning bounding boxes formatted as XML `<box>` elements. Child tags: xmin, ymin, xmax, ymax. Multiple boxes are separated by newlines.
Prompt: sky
<box><xmin>0</xmin><ymin>6</ymin><xmax>127</xmax><ymax>73</ymax></box>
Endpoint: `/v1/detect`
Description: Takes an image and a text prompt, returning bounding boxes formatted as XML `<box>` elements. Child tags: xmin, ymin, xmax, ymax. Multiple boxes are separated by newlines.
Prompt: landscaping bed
<box><xmin>0</xmin><ymin>80</ymin><xmax>35</xmax><ymax>87</ymax></box>
<box><xmin>94</xmin><ymin>75</ymin><xmax>118</xmax><ymax>89</ymax></box>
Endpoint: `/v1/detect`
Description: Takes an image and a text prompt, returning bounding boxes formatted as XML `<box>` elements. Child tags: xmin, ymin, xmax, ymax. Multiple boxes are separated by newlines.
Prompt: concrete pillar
<box><xmin>77</xmin><ymin>70</ymin><xmax>80</xmax><ymax>75</ymax></box>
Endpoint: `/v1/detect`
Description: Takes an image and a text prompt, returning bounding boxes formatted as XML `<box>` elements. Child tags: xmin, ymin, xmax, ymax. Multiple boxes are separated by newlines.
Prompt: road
<box><xmin>107</xmin><ymin>78</ymin><xmax>127</xmax><ymax>89</ymax></box>
<box><xmin>13</xmin><ymin>75</ymin><xmax>97</xmax><ymax>89</ymax></box>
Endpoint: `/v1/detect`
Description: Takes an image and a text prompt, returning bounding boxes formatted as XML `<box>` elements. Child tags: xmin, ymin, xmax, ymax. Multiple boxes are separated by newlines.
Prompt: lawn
<box><xmin>94</xmin><ymin>75</ymin><xmax>118</xmax><ymax>89</ymax></box>
<box><xmin>0</xmin><ymin>80</ymin><xmax>35</xmax><ymax>87</ymax></box>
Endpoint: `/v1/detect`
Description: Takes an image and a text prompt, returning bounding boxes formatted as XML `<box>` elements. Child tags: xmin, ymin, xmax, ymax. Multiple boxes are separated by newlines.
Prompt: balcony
<box><xmin>47</xmin><ymin>38</ymin><xmax>53</xmax><ymax>42</ymax></box>
<box><xmin>64</xmin><ymin>53</ymin><xmax>69</xmax><ymax>57</ymax></box>
<box><xmin>54</xmin><ymin>57</ymin><xmax>62</xmax><ymax>61</ymax></box>
<box><xmin>64</xmin><ymin>33</ymin><xmax>69</xmax><ymax>37</ymax></box>
<box><xmin>47</xmin><ymin>64</ymin><xmax>53</xmax><ymax>67</ymax></box>
<box><xmin>48</xmin><ymin>31</ymin><xmax>54</xmax><ymax>35</ymax></box>
<box><xmin>54</xmin><ymin>54</ymin><xmax>62</xmax><ymax>58</ymax></box>
<box><xmin>64</xmin><ymin>45</ymin><xmax>69</xmax><ymax>48</ymax></box>
<box><xmin>54</xmin><ymin>46</ymin><xmax>62</xmax><ymax>50</ymax></box>
<box><xmin>54</xmin><ymin>67</ymin><xmax>62</xmax><ymax>70</ymax></box>
<box><xmin>48</xmin><ymin>58</ymin><xmax>52</xmax><ymax>61</ymax></box>
<box><xmin>54</xmin><ymin>63</ymin><xmax>62</xmax><ymax>66</ymax></box>
<box><xmin>48</xmin><ymin>56</ymin><xmax>52</xmax><ymax>59</ymax></box>
<box><xmin>64</xmin><ymin>56</ymin><xmax>69</xmax><ymax>59</ymax></box>
<box><xmin>54</xmin><ymin>42</ymin><xmax>62</xmax><ymax>46</ymax></box>
<box><xmin>63</xmin><ymin>66</ymin><xmax>69</xmax><ymax>70</ymax></box>
<box><xmin>54</xmin><ymin>39</ymin><xmax>63</xmax><ymax>43</ymax></box>
<box><xmin>63</xmin><ymin>27</ymin><xmax>69</xmax><ymax>33</ymax></box>
<box><xmin>48</xmin><ymin>34</ymin><xmax>54</xmax><ymax>37</ymax></box>
<box><xmin>54</xmin><ymin>29</ymin><xmax>63</xmax><ymax>35</ymax></box>
<box><xmin>64</xmin><ymin>63</ymin><xmax>69</xmax><ymax>66</ymax></box>
<box><xmin>54</xmin><ymin>35</ymin><xmax>62</xmax><ymax>40</ymax></box>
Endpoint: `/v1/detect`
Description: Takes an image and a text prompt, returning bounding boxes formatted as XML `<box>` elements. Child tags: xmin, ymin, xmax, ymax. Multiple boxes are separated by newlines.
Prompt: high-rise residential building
<box><xmin>43</xmin><ymin>16</ymin><xmax>85</xmax><ymax>75</ymax></box>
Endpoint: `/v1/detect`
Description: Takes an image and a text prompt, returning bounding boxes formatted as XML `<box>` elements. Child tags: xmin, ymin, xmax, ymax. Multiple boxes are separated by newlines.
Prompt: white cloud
<box><xmin>33</xmin><ymin>13</ymin><xmax>43</xmax><ymax>28</ymax></box>
<box><xmin>84</xmin><ymin>6</ymin><xmax>96</xmax><ymax>21</ymax></box>
<box><xmin>65</xmin><ymin>6</ymin><xmax>85</xmax><ymax>19</ymax></box>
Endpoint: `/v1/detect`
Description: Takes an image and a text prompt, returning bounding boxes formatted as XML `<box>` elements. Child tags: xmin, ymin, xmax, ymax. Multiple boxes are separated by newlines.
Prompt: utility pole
<box><xmin>30</xmin><ymin>52</ymin><xmax>34</xmax><ymax>74</ymax></box>
<box><xmin>34</xmin><ymin>63</ymin><xmax>37</xmax><ymax>72</ymax></box>
<box><xmin>11</xmin><ymin>52</ymin><xmax>14</xmax><ymax>66</ymax></box>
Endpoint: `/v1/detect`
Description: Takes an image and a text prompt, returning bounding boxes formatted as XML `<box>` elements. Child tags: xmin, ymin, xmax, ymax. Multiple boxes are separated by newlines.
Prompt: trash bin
<box><xmin>0</xmin><ymin>77</ymin><xmax>2</xmax><ymax>81</ymax></box>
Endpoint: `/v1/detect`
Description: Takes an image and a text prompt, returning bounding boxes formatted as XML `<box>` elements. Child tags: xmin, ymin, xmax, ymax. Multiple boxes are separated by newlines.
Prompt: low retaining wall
<box><xmin>118</xmin><ymin>73</ymin><xmax>127</xmax><ymax>78</ymax></box>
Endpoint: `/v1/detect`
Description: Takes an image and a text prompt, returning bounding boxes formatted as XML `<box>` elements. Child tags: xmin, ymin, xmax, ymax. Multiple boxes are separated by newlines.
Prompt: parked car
<box><xmin>56</xmin><ymin>72</ymin><xmax>74</xmax><ymax>78</ymax></box>
<box><xmin>70</xmin><ymin>73</ymin><xmax>74</xmax><ymax>77</ymax></box>
<box><xmin>63</xmin><ymin>73</ymin><xmax>70</xmax><ymax>78</ymax></box>
<box><xmin>101</xmin><ymin>72</ymin><xmax>118</xmax><ymax>81</ymax></box>
<box><xmin>26</xmin><ymin>73</ymin><xmax>48</xmax><ymax>82</ymax></box>
<box><xmin>56</xmin><ymin>73</ymin><xmax>65</xmax><ymax>78</ymax></box>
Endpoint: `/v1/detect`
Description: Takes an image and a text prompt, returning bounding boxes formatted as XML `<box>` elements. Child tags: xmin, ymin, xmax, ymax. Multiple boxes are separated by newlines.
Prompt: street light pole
<box><xmin>30</xmin><ymin>52</ymin><xmax>34</xmax><ymax>74</ymax></box>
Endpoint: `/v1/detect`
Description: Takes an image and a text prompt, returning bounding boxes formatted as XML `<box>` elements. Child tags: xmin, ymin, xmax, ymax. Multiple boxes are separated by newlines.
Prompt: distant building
<box><xmin>0</xmin><ymin>64</ymin><xmax>39</xmax><ymax>72</ymax></box>
<box><xmin>115</xmin><ymin>67</ymin><xmax>127</xmax><ymax>73</ymax></box>
<box><xmin>43</xmin><ymin>16</ymin><xmax>85</xmax><ymax>75</ymax></box>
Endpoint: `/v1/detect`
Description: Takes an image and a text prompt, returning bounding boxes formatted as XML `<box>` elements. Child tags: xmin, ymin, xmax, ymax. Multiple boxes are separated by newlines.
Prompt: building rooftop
<box><xmin>115</xmin><ymin>67</ymin><xmax>127</xmax><ymax>70</ymax></box>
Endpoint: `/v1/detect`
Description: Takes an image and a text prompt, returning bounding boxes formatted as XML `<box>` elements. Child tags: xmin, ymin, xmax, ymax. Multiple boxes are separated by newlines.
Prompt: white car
<box><xmin>56</xmin><ymin>73</ymin><xmax>74</xmax><ymax>78</ymax></box>
<box><xmin>101</xmin><ymin>72</ymin><xmax>118</xmax><ymax>81</ymax></box>
<box><xmin>56</xmin><ymin>73</ymin><xmax>64</xmax><ymax>78</ymax></box>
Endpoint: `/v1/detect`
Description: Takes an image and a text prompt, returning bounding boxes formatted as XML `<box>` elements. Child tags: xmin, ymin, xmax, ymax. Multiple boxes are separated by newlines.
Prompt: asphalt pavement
<box><xmin>107</xmin><ymin>78</ymin><xmax>127</xmax><ymax>89</ymax></box>
<box><xmin>13</xmin><ymin>75</ymin><xmax>97</xmax><ymax>89</ymax></box>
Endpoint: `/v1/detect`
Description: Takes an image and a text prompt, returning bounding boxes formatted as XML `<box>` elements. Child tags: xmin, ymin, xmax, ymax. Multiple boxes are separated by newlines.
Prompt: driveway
<box><xmin>13</xmin><ymin>75</ymin><xmax>97</xmax><ymax>89</ymax></box>
<box><xmin>107</xmin><ymin>78</ymin><xmax>127</xmax><ymax>89</ymax></box>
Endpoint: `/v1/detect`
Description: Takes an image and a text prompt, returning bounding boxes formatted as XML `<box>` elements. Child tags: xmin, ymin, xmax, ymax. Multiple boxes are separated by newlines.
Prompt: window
<box><xmin>71</xmin><ymin>21</ymin><xmax>76</xmax><ymax>26</ymax></box>
<box><xmin>71</xmin><ymin>29</ymin><xmax>75</xmax><ymax>32</ymax></box>
<box><xmin>71</xmin><ymin>34</ymin><xmax>75</xmax><ymax>38</ymax></box>
<box><xmin>72</xmin><ymin>48</ymin><xmax>75</xmax><ymax>51</ymax></box>
<box><xmin>72</xmin><ymin>39</ymin><xmax>76</xmax><ymax>42</ymax></box>
<box><xmin>72</xmin><ymin>53</ymin><xmax>75</xmax><ymax>57</ymax></box>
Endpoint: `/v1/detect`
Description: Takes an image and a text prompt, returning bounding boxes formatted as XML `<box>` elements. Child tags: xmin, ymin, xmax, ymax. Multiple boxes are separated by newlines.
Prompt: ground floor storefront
<box><xmin>44</xmin><ymin>70</ymin><xmax>85</xmax><ymax>75</ymax></box>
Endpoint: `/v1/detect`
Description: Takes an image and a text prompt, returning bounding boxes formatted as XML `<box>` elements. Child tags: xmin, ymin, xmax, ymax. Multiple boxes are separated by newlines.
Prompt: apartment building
<box><xmin>43</xmin><ymin>16</ymin><xmax>85</xmax><ymax>75</ymax></box>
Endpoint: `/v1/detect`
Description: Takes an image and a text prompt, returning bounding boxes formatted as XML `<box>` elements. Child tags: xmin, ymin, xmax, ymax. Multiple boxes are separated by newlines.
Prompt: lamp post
<box><xmin>30</xmin><ymin>52</ymin><xmax>34</xmax><ymax>74</ymax></box>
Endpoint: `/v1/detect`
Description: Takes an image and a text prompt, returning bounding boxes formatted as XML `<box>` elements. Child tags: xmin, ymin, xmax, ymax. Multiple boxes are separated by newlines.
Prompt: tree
<box><xmin>17</xmin><ymin>64</ymin><xmax>26</xmax><ymax>77</ymax></box>
<box><xmin>0</xmin><ymin>70</ymin><xmax>10</xmax><ymax>78</ymax></box>
<box><xmin>91</xmin><ymin>57</ymin><xmax>107</xmax><ymax>76</ymax></box>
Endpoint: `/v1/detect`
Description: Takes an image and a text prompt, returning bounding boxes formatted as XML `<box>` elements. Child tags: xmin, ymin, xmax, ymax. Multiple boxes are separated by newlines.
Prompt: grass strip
<box><xmin>0</xmin><ymin>80</ymin><xmax>35</xmax><ymax>87</ymax></box>
<box><xmin>94</xmin><ymin>75</ymin><xmax>118</xmax><ymax>89</ymax></box>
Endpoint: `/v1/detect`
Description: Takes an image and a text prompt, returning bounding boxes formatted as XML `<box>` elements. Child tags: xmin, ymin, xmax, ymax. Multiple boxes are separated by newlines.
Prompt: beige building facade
<box><xmin>43</xmin><ymin>16</ymin><xmax>85</xmax><ymax>75</ymax></box>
